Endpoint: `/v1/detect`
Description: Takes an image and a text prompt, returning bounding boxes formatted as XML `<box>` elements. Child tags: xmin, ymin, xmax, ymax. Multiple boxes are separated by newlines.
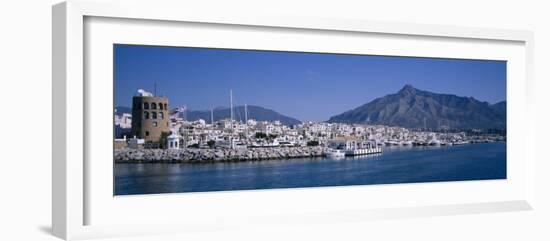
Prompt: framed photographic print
<box><xmin>53</xmin><ymin>0</ymin><xmax>535</xmax><ymax>240</ymax></box>
<box><xmin>113</xmin><ymin>45</ymin><xmax>507</xmax><ymax>195</ymax></box>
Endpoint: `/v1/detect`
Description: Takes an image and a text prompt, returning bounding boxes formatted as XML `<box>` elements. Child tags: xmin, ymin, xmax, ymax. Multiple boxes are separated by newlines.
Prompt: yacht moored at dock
<box><xmin>324</xmin><ymin>148</ymin><xmax>346</xmax><ymax>158</ymax></box>
<box><xmin>344</xmin><ymin>146</ymin><xmax>382</xmax><ymax>156</ymax></box>
<box><xmin>327</xmin><ymin>137</ymin><xmax>382</xmax><ymax>156</ymax></box>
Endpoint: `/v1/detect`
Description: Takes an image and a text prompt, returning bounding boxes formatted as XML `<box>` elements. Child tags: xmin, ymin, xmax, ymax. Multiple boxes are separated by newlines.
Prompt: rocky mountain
<box><xmin>490</xmin><ymin>101</ymin><xmax>507</xmax><ymax>117</ymax></box>
<box><xmin>186</xmin><ymin>105</ymin><xmax>302</xmax><ymax>126</ymax></box>
<box><xmin>328</xmin><ymin>85</ymin><xmax>506</xmax><ymax>130</ymax></box>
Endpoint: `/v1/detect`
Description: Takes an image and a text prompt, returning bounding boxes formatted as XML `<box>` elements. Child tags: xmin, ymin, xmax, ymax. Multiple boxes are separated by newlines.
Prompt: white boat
<box><xmin>328</xmin><ymin>138</ymin><xmax>383</xmax><ymax>156</ymax></box>
<box><xmin>402</xmin><ymin>141</ymin><xmax>413</xmax><ymax>146</ymax></box>
<box><xmin>325</xmin><ymin>149</ymin><xmax>346</xmax><ymax>158</ymax></box>
<box><xmin>278</xmin><ymin>141</ymin><xmax>295</xmax><ymax>147</ymax></box>
<box><xmin>345</xmin><ymin>147</ymin><xmax>382</xmax><ymax>156</ymax></box>
<box><xmin>428</xmin><ymin>139</ymin><xmax>441</xmax><ymax>146</ymax></box>
<box><xmin>453</xmin><ymin>140</ymin><xmax>470</xmax><ymax>145</ymax></box>
<box><xmin>385</xmin><ymin>140</ymin><xmax>400</xmax><ymax>146</ymax></box>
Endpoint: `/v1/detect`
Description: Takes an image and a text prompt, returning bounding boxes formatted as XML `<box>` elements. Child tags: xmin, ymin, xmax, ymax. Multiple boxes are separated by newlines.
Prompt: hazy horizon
<box><xmin>114</xmin><ymin>44</ymin><xmax>506</xmax><ymax>122</ymax></box>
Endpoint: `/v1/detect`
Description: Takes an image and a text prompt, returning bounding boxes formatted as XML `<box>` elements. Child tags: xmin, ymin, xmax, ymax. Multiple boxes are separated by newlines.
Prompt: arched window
<box><xmin>164</xmin><ymin>103</ymin><xmax>167</xmax><ymax>110</ymax></box>
<box><xmin>159</xmin><ymin>112</ymin><xmax>164</xmax><ymax>119</ymax></box>
<box><xmin>152</xmin><ymin>112</ymin><xmax>157</xmax><ymax>119</ymax></box>
<box><xmin>143</xmin><ymin>102</ymin><xmax>149</xmax><ymax>109</ymax></box>
<box><xmin>159</xmin><ymin>103</ymin><xmax>163</xmax><ymax>110</ymax></box>
<box><xmin>151</xmin><ymin>103</ymin><xmax>157</xmax><ymax>109</ymax></box>
<box><xmin>144</xmin><ymin>111</ymin><xmax>149</xmax><ymax>119</ymax></box>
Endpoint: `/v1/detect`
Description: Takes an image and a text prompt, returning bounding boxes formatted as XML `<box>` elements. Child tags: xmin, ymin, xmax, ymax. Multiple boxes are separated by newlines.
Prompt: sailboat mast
<box><xmin>230</xmin><ymin>89</ymin><xmax>234</xmax><ymax>132</ymax></box>
<box><xmin>423</xmin><ymin>117</ymin><xmax>427</xmax><ymax>130</ymax></box>
<box><xmin>245</xmin><ymin>103</ymin><xmax>248</xmax><ymax>124</ymax></box>
<box><xmin>211</xmin><ymin>108</ymin><xmax>214</xmax><ymax>125</ymax></box>
<box><xmin>229</xmin><ymin>89</ymin><xmax>235</xmax><ymax>149</ymax></box>
<box><xmin>244</xmin><ymin>103</ymin><xmax>248</xmax><ymax>137</ymax></box>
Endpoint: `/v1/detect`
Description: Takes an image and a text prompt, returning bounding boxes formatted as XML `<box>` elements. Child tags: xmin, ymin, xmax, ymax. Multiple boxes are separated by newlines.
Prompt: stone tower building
<box><xmin>131</xmin><ymin>89</ymin><xmax>170</xmax><ymax>145</ymax></box>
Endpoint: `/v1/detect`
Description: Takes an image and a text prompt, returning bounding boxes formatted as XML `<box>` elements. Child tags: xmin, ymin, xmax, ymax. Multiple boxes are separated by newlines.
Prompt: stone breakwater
<box><xmin>115</xmin><ymin>146</ymin><xmax>329</xmax><ymax>163</ymax></box>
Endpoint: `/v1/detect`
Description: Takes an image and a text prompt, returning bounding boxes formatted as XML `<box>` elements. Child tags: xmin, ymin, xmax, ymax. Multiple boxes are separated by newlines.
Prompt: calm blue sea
<box><xmin>114</xmin><ymin>142</ymin><xmax>506</xmax><ymax>195</ymax></box>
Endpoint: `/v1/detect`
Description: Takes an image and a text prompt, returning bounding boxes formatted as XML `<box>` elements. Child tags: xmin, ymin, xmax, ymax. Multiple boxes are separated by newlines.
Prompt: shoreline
<box><xmin>115</xmin><ymin>146</ymin><xmax>328</xmax><ymax>163</ymax></box>
<box><xmin>114</xmin><ymin>142</ymin><xmax>505</xmax><ymax>164</ymax></box>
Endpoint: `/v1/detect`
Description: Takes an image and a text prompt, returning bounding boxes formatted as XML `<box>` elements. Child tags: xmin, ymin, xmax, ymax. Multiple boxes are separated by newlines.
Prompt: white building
<box><xmin>192</xmin><ymin>119</ymin><xmax>206</xmax><ymax>127</ymax></box>
<box><xmin>166</xmin><ymin>133</ymin><xmax>180</xmax><ymax>149</ymax></box>
<box><xmin>247</xmin><ymin>119</ymin><xmax>257</xmax><ymax>126</ymax></box>
<box><xmin>114</xmin><ymin>113</ymin><xmax>132</xmax><ymax>129</ymax></box>
<box><xmin>128</xmin><ymin>137</ymin><xmax>145</xmax><ymax>149</ymax></box>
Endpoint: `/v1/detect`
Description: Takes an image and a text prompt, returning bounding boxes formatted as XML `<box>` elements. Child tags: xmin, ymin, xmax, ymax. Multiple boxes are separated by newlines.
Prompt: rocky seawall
<box><xmin>115</xmin><ymin>146</ymin><xmax>328</xmax><ymax>163</ymax></box>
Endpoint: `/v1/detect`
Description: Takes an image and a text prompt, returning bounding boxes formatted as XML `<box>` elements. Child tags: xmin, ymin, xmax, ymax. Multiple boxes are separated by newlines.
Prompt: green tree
<box><xmin>207</xmin><ymin>140</ymin><xmax>216</xmax><ymax>148</ymax></box>
<box><xmin>159</xmin><ymin>131</ymin><xmax>171</xmax><ymax>149</ymax></box>
<box><xmin>307</xmin><ymin>140</ymin><xmax>319</xmax><ymax>146</ymax></box>
<box><xmin>255</xmin><ymin>132</ymin><xmax>267</xmax><ymax>139</ymax></box>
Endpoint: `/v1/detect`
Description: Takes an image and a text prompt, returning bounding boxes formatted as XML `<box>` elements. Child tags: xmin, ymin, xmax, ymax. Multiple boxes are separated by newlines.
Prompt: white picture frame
<box><xmin>52</xmin><ymin>0</ymin><xmax>535</xmax><ymax>240</ymax></box>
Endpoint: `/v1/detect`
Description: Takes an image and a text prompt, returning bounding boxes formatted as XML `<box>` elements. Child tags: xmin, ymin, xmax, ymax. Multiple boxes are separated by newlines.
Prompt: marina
<box><xmin>115</xmin><ymin>88</ymin><xmax>504</xmax><ymax>164</ymax></box>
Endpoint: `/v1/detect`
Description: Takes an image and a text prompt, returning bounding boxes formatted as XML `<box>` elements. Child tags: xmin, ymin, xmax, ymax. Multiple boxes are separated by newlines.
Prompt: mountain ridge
<box><xmin>116</xmin><ymin>105</ymin><xmax>302</xmax><ymax>126</ymax></box>
<box><xmin>328</xmin><ymin>85</ymin><xmax>506</xmax><ymax>130</ymax></box>
<box><xmin>184</xmin><ymin>105</ymin><xmax>302</xmax><ymax>126</ymax></box>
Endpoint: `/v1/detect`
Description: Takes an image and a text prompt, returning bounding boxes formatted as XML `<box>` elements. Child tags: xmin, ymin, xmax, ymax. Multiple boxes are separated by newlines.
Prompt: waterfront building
<box><xmin>166</xmin><ymin>133</ymin><xmax>180</xmax><ymax>149</ymax></box>
<box><xmin>115</xmin><ymin>112</ymin><xmax>132</xmax><ymax>129</ymax></box>
<box><xmin>114</xmin><ymin>136</ymin><xmax>128</xmax><ymax>149</ymax></box>
<box><xmin>328</xmin><ymin>137</ymin><xmax>356</xmax><ymax>150</ymax></box>
<box><xmin>114</xmin><ymin>110</ymin><xmax>133</xmax><ymax>139</ymax></box>
<box><xmin>128</xmin><ymin>136</ymin><xmax>145</xmax><ymax>149</ymax></box>
<box><xmin>169</xmin><ymin>107</ymin><xmax>186</xmax><ymax>122</ymax></box>
<box><xmin>247</xmin><ymin>119</ymin><xmax>257</xmax><ymax>126</ymax></box>
<box><xmin>131</xmin><ymin>89</ymin><xmax>170</xmax><ymax>145</ymax></box>
<box><xmin>193</xmin><ymin>119</ymin><xmax>207</xmax><ymax>127</ymax></box>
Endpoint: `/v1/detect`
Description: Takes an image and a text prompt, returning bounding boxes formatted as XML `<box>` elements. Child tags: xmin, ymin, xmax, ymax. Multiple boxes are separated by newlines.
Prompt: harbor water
<box><xmin>114</xmin><ymin>142</ymin><xmax>506</xmax><ymax>195</ymax></box>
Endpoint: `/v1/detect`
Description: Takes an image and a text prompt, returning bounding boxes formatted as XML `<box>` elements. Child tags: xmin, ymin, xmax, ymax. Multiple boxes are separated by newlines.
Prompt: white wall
<box><xmin>0</xmin><ymin>0</ymin><xmax>548</xmax><ymax>240</ymax></box>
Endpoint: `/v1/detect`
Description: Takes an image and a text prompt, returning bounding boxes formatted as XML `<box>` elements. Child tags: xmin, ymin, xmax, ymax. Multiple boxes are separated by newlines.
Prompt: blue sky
<box><xmin>114</xmin><ymin>44</ymin><xmax>506</xmax><ymax>122</ymax></box>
